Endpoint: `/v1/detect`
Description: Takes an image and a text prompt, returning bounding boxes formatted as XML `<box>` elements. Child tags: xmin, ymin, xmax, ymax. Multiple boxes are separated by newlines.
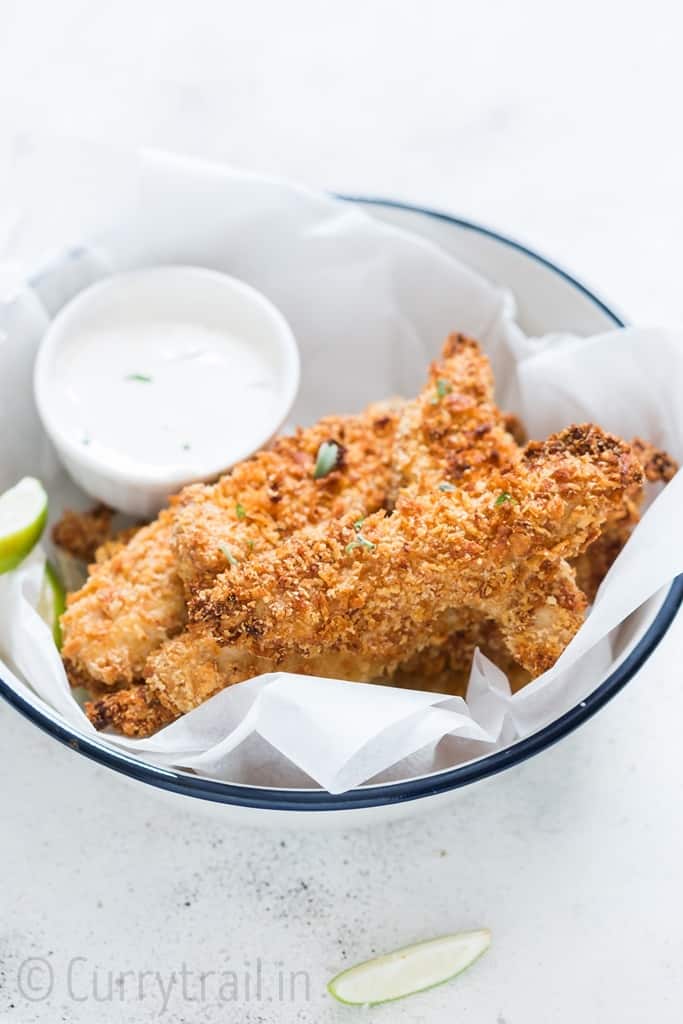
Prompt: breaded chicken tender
<box><xmin>86</xmin><ymin>629</ymin><xmax>400</xmax><ymax>735</ymax></box>
<box><xmin>197</xmin><ymin>425</ymin><xmax>641</xmax><ymax>677</ymax></box>
<box><xmin>84</xmin><ymin>631</ymin><xmax>426</xmax><ymax>736</ymax></box>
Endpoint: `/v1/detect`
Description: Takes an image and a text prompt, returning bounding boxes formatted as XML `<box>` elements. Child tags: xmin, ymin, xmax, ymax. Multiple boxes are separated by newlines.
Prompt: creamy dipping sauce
<box><xmin>55</xmin><ymin>320</ymin><xmax>279</xmax><ymax>476</ymax></box>
<box><xmin>35</xmin><ymin>267</ymin><xmax>299</xmax><ymax>517</ymax></box>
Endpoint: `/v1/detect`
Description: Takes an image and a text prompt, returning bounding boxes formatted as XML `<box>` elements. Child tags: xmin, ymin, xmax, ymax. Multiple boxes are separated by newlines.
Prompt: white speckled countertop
<box><xmin>2</xmin><ymin>2</ymin><xmax>683</xmax><ymax>1020</ymax></box>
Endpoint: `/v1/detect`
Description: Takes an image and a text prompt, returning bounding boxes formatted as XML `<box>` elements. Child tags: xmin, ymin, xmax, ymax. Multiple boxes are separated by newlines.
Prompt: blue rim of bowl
<box><xmin>1</xmin><ymin>197</ymin><xmax>681</xmax><ymax>813</ymax></box>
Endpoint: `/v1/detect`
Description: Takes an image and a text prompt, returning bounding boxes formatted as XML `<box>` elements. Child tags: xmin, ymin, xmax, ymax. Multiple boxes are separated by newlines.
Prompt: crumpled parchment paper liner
<box><xmin>0</xmin><ymin>143</ymin><xmax>681</xmax><ymax>793</ymax></box>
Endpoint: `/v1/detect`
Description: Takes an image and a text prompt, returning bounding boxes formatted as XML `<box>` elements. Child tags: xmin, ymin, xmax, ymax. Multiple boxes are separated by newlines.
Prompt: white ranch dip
<box><xmin>34</xmin><ymin>268</ymin><xmax>300</xmax><ymax>516</ymax></box>
<box><xmin>55</xmin><ymin>320</ymin><xmax>278</xmax><ymax>475</ymax></box>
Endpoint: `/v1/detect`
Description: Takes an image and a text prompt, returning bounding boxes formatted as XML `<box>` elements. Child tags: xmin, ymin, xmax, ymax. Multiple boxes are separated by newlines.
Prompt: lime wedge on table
<box><xmin>327</xmin><ymin>929</ymin><xmax>491</xmax><ymax>1007</ymax></box>
<box><xmin>0</xmin><ymin>477</ymin><xmax>48</xmax><ymax>574</ymax></box>
<box><xmin>37</xmin><ymin>561</ymin><xmax>66</xmax><ymax>648</ymax></box>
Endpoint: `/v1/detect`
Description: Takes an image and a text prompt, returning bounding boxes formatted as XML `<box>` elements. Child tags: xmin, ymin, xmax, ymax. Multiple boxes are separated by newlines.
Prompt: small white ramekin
<box><xmin>34</xmin><ymin>267</ymin><xmax>300</xmax><ymax>517</ymax></box>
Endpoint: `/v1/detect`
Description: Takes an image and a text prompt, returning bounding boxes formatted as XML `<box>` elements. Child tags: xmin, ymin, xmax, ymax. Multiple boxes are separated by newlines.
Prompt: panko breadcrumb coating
<box><xmin>61</xmin><ymin>510</ymin><xmax>183</xmax><ymax>688</ymax></box>
<box><xmin>389</xmin><ymin>333</ymin><xmax>520</xmax><ymax>500</ymax></box>
<box><xmin>572</xmin><ymin>437</ymin><xmax>677</xmax><ymax>600</ymax></box>
<box><xmin>196</xmin><ymin>425</ymin><xmax>640</xmax><ymax>677</ymax></box>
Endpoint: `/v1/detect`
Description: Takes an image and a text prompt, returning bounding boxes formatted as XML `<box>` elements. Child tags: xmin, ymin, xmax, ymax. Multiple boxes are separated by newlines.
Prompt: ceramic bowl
<box><xmin>3</xmin><ymin>198</ymin><xmax>682</xmax><ymax>828</ymax></box>
<box><xmin>33</xmin><ymin>266</ymin><xmax>300</xmax><ymax>518</ymax></box>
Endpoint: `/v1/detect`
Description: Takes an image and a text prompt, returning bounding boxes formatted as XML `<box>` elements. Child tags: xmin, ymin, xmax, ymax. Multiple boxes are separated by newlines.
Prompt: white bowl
<box><xmin>33</xmin><ymin>267</ymin><xmax>300</xmax><ymax>517</ymax></box>
<box><xmin>4</xmin><ymin>199</ymin><xmax>681</xmax><ymax>830</ymax></box>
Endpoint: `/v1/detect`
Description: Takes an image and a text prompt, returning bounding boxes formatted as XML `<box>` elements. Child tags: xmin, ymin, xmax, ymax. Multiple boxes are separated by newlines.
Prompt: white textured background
<box><xmin>1</xmin><ymin>2</ymin><xmax>683</xmax><ymax>1021</ymax></box>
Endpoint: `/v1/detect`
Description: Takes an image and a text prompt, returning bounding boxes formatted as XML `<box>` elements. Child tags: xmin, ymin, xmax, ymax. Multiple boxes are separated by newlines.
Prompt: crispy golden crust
<box><xmin>87</xmin><ymin>626</ymin><xmax>447</xmax><ymax>735</ymax></box>
<box><xmin>92</xmin><ymin>610</ymin><xmax>532</xmax><ymax>737</ymax></box>
<box><xmin>52</xmin><ymin>504</ymin><xmax>115</xmax><ymax>563</ymax></box>
<box><xmin>389</xmin><ymin>333</ymin><xmax>520</xmax><ymax>500</ymax></box>
<box><xmin>172</xmin><ymin>401</ymin><xmax>401</xmax><ymax>605</ymax></box>
<box><xmin>572</xmin><ymin>437</ymin><xmax>678</xmax><ymax>601</ymax></box>
<box><xmin>61</xmin><ymin>510</ymin><xmax>184</xmax><ymax>688</ymax></box>
<box><xmin>92</xmin><ymin>607</ymin><xmax>485</xmax><ymax>734</ymax></box>
<box><xmin>197</xmin><ymin>425</ymin><xmax>640</xmax><ymax>678</ymax></box>
<box><xmin>146</xmin><ymin>626</ymin><xmax>400</xmax><ymax>716</ymax></box>
<box><xmin>85</xmin><ymin>685</ymin><xmax>176</xmax><ymax>737</ymax></box>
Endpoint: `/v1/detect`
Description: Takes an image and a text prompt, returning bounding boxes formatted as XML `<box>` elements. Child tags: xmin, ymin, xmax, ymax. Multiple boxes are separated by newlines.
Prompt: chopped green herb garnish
<box><xmin>438</xmin><ymin>482</ymin><xmax>456</xmax><ymax>493</ymax></box>
<box><xmin>353</xmin><ymin>517</ymin><xmax>365</xmax><ymax>532</ymax></box>
<box><xmin>436</xmin><ymin>378</ymin><xmax>451</xmax><ymax>399</ymax></box>
<box><xmin>125</xmin><ymin>373</ymin><xmax>153</xmax><ymax>383</ymax></box>
<box><xmin>219</xmin><ymin>543</ymin><xmax>239</xmax><ymax>566</ymax></box>
<box><xmin>235</xmin><ymin>502</ymin><xmax>246</xmax><ymax>520</ymax></box>
<box><xmin>345</xmin><ymin>534</ymin><xmax>375</xmax><ymax>554</ymax></box>
<box><xmin>247</xmin><ymin>540</ymin><xmax>255</xmax><ymax>552</ymax></box>
<box><xmin>314</xmin><ymin>441</ymin><xmax>341</xmax><ymax>479</ymax></box>
<box><xmin>495</xmin><ymin>492</ymin><xmax>512</xmax><ymax>506</ymax></box>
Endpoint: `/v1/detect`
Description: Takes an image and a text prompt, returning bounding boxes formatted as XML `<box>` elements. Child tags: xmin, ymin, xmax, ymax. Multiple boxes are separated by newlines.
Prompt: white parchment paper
<box><xmin>1</xmin><ymin>143</ymin><xmax>682</xmax><ymax>794</ymax></box>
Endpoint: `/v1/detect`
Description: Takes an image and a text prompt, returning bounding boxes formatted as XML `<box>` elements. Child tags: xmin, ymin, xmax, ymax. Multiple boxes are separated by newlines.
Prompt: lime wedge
<box><xmin>327</xmin><ymin>929</ymin><xmax>491</xmax><ymax>1007</ymax></box>
<box><xmin>0</xmin><ymin>477</ymin><xmax>48</xmax><ymax>574</ymax></box>
<box><xmin>37</xmin><ymin>561</ymin><xmax>66</xmax><ymax>648</ymax></box>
